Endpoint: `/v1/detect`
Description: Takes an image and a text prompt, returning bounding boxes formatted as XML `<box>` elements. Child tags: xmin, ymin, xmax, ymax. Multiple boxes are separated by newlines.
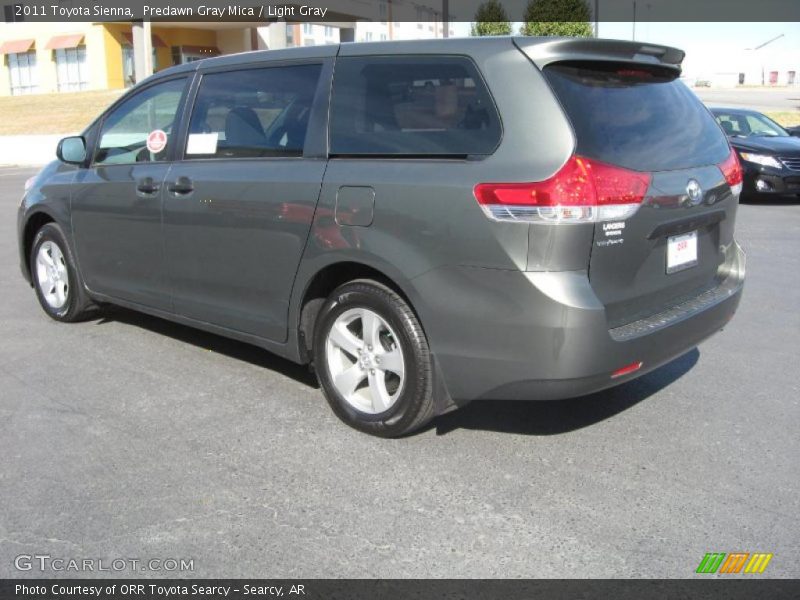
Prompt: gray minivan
<box><xmin>18</xmin><ymin>37</ymin><xmax>745</xmax><ymax>436</ymax></box>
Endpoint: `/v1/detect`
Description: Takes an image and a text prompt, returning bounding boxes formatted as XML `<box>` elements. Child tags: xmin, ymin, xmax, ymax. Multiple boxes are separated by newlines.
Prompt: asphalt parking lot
<box><xmin>694</xmin><ymin>87</ymin><xmax>800</xmax><ymax>113</ymax></box>
<box><xmin>0</xmin><ymin>166</ymin><xmax>798</xmax><ymax>579</ymax></box>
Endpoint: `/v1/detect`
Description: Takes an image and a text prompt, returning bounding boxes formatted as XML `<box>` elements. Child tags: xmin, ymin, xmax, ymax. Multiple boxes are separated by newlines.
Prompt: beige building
<box><xmin>0</xmin><ymin>7</ymin><xmax>458</xmax><ymax>97</ymax></box>
<box><xmin>0</xmin><ymin>21</ymin><xmax>274</xmax><ymax>96</ymax></box>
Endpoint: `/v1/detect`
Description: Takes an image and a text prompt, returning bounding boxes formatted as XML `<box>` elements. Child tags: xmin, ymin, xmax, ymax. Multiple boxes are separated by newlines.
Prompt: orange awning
<box><xmin>0</xmin><ymin>39</ymin><xmax>35</xmax><ymax>54</ymax></box>
<box><xmin>45</xmin><ymin>34</ymin><xmax>84</xmax><ymax>50</ymax></box>
<box><xmin>121</xmin><ymin>32</ymin><xmax>168</xmax><ymax>48</ymax></box>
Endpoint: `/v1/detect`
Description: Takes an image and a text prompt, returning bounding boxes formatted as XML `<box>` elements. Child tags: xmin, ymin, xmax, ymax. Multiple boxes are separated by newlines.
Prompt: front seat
<box><xmin>720</xmin><ymin>120</ymin><xmax>735</xmax><ymax>135</ymax></box>
<box><xmin>224</xmin><ymin>107</ymin><xmax>266</xmax><ymax>155</ymax></box>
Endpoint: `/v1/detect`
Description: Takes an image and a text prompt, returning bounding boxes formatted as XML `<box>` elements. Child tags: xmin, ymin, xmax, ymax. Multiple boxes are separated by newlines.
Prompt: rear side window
<box><xmin>186</xmin><ymin>64</ymin><xmax>322</xmax><ymax>159</ymax></box>
<box><xmin>544</xmin><ymin>62</ymin><xmax>730</xmax><ymax>172</ymax></box>
<box><xmin>329</xmin><ymin>56</ymin><xmax>501</xmax><ymax>157</ymax></box>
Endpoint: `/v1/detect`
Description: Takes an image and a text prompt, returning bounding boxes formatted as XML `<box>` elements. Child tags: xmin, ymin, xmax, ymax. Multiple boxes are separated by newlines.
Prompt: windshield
<box><xmin>714</xmin><ymin>112</ymin><xmax>789</xmax><ymax>138</ymax></box>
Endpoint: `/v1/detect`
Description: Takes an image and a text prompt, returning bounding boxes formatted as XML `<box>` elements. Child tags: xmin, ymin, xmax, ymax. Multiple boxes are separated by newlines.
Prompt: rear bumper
<box><xmin>412</xmin><ymin>242</ymin><xmax>745</xmax><ymax>402</ymax></box>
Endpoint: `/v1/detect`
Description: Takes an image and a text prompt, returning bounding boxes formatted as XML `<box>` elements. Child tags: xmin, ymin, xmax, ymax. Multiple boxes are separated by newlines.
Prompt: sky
<box><xmin>598</xmin><ymin>22</ymin><xmax>800</xmax><ymax>77</ymax></box>
<box><xmin>448</xmin><ymin>22</ymin><xmax>800</xmax><ymax>78</ymax></box>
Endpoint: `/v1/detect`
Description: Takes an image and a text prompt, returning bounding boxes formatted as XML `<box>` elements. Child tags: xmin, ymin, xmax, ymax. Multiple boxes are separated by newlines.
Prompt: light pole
<box><xmin>595</xmin><ymin>0</ymin><xmax>600</xmax><ymax>38</ymax></box>
<box><xmin>632</xmin><ymin>1</ymin><xmax>651</xmax><ymax>42</ymax></box>
<box><xmin>745</xmin><ymin>33</ymin><xmax>784</xmax><ymax>85</ymax></box>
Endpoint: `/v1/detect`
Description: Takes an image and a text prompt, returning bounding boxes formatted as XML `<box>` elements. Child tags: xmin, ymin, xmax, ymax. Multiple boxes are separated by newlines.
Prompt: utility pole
<box><xmin>388</xmin><ymin>0</ymin><xmax>393</xmax><ymax>40</ymax></box>
<box><xmin>443</xmin><ymin>0</ymin><xmax>449</xmax><ymax>38</ymax></box>
<box><xmin>632</xmin><ymin>2</ymin><xmax>651</xmax><ymax>42</ymax></box>
<box><xmin>594</xmin><ymin>0</ymin><xmax>600</xmax><ymax>37</ymax></box>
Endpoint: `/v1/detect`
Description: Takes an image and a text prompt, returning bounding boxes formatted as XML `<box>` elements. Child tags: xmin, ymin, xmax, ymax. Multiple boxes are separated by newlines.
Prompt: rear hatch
<box><xmin>541</xmin><ymin>59</ymin><xmax>739</xmax><ymax>328</ymax></box>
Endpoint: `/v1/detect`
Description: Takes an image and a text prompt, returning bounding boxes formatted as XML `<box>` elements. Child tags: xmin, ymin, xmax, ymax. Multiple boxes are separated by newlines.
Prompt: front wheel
<box><xmin>30</xmin><ymin>223</ymin><xmax>94</xmax><ymax>322</ymax></box>
<box><xmin>313</xmin><ymin>280</ymin><xmax>435</xmax><ymax>437</ymax></box>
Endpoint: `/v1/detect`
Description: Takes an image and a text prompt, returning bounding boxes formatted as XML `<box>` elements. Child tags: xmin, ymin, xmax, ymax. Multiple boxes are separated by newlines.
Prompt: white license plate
<box><xmin>667</xmin><ymin>231</ymin><xmax>698</xmax><ymax>273</ymax></box>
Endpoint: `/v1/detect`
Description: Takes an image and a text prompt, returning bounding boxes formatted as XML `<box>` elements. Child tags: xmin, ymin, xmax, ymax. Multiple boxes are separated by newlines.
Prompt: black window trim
<box><xmin>327</xmin><ymin>154</ymin><xmax>480</xmax><ymax>162</ymax></box>
<box><xmin>175</xmin><ymin>57</ymin><xmax>333</xmax><ymax>163</ymax></box>
<box><xmin>89</xmin><ymin>74</ymin><xmax>192</xmax><ymax>168</ymax></box>
<box><xmin>327</xmin><ymin>53</ymin><xmax>504</xmax><ymax>160</ymax></box>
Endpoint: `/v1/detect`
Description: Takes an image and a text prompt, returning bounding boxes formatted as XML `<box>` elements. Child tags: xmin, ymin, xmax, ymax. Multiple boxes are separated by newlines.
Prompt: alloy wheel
<box><xmin>35</xmin><ymin>241</ymin><xmax>69</xmax><ymax>310</ymax></box>
<box><xmin>325</xmin><ymin>307</ymin><xmax>406</xmax><ymax>414</ymax></box>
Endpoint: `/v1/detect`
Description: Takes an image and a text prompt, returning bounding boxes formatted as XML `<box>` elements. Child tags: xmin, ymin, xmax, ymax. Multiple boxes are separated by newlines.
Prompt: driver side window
<box><xmin>94</xmin><ymin>77</ymin><xmax>187</xmax><ymax>166</ymax></box>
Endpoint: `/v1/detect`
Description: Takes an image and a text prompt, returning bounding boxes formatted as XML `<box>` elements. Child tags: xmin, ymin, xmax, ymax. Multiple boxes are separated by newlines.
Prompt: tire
<box><xmin>313</xmin><ymin>279</ymin><xmax>435</xmax><ymax>437</ymax></box>
<box><xmin>30</xmin><ymin>222</ymin><xmax>94</xmax><ymax>322</ymax></box>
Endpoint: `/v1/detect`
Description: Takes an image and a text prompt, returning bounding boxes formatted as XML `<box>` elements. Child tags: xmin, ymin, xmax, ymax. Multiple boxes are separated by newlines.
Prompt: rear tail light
<box><xmin>473</xmin><ymin>155</ymin><xmax>651</xmax><ymax>223</ymax></box>
<box><xmin>718</xmin><ymin>147</ymin><xmax>743</xmax><ymax>195</ymax></box>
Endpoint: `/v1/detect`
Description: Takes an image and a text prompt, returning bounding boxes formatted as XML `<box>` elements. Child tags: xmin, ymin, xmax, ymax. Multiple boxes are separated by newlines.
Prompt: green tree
<box><xmin>520</xmin><ymin>0</ymin><xmax>594</xmax><ymax>37</ymax></box>
<box><xmin>471</xmin><ymin>0</ymin><xmax>512</xmax><ymax>36</ymax></box>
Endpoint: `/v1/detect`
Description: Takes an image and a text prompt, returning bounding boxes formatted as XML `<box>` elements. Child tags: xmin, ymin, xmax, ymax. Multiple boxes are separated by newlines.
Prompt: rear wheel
<box><xmin>313</xmin><ymin>280</ymin><xmax>435</xmax><ymax>437</ymax></box>
<box><xmin>30</xmin><ymin>223</ymin><xmax>94</xmax><ymax>322</ymax></box>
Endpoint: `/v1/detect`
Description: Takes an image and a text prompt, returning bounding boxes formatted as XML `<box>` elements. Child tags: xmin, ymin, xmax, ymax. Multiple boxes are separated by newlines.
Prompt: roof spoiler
<box><xmin>513</xmin><ymin>37</ymin><xmax>684</xmax><ymax>73</ymax></box>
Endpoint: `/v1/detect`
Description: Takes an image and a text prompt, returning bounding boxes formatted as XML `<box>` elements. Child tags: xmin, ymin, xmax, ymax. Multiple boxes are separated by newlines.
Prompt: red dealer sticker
<box><xmin>146</xmin><ymin>129</ymin><xmax>167</xmax><ymax>154</ymax></box>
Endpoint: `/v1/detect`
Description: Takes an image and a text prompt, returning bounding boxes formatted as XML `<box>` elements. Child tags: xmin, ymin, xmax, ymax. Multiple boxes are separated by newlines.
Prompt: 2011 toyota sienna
<box><xmin>18</xmin><ymin>37</ymin><xmax>745</xmax><ymax>437</ymax></box>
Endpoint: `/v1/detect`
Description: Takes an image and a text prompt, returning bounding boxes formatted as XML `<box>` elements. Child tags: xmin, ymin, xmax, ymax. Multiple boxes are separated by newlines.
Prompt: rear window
<box><xmin>329</xmin><ymin>56</ymin><xmax>501</xmax><ymax>157</ymax></box>
<box><xmin>544</xmin><ymin>62</ymin><xmax>730</xmax><ymax>172</ymax></box>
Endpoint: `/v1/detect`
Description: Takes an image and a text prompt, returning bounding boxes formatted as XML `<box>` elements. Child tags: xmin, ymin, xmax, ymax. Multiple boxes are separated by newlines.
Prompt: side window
<box><xmin>329</xmin><ymin>56</ymin><xmax>501</xmax><ymax>156</ymax></box>
<box><xmin>185</xmin><ymin>64</ymin><xmax>322</xmax><ymax>159</ymax></box>
<box><xmin>94</xmin><ymin>78</ymin><xmax>187</xmax><ymax>165</ymax></box>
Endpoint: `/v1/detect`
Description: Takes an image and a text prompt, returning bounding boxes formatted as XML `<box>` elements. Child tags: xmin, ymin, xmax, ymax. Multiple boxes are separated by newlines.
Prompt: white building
<box><xmin>739</xmin><ymin>55</ymin><xmax>798</xmax><ymax>86</ymax></box>
<box><xmin>281</xmin><ymin>20</ymin><xmax>456</xmax><ymax>48</ymax></box>
<box><xmin>687</xmin><ymin>40</ymin><xmax>799</xmax><ymax>88</ymax></box>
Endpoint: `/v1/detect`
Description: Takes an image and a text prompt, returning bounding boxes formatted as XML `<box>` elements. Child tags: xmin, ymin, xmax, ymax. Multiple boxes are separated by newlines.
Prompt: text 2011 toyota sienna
<box><xmin>18</xmin><ymin>37</ymin><xmax>745</xmax><ymax>437</ymax></box>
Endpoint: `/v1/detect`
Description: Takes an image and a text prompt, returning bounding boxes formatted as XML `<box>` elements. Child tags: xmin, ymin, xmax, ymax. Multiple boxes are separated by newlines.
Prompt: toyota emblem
<box><xmin>685</xmin><ymin>179</ymin><xmax>703</xmax><ymax>206</ymax></box>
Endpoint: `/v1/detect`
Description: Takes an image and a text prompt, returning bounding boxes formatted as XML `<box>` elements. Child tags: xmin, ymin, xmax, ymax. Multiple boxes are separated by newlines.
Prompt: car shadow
<box><xmin>429</xmin><ymin>348</ymin><xmax>699</xmax><ymax>437</ymax></box>
<box><xmin>93</xmin><ymin>305</ymin><xmax>319</xmax><ymax>388</ymax></box>
<box><xmin>93</xmin><ymin>305</ymin><xmax>698</xmax><ymax>437</ymax></box>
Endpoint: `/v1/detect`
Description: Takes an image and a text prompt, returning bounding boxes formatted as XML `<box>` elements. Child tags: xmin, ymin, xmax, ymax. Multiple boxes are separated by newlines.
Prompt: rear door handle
<box><xmin>168</xmin><ymin>176</ymin><xmax>194</xmax><ymax>195</ymax></box>
<box><xmin>136</xmin><ymin>176</ymin><xmax>160</xmax><ymax>194</ymax></box>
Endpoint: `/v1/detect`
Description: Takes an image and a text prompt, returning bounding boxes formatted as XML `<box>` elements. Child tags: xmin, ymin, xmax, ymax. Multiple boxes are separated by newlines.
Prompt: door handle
<box><xmin>168</xmin><ymin>176</ymin><xmax>194</xmax><ymax>195</ymax></box>
<box><xmin>136</xmin><ymin>176</ymin><xmax>160</xmax><ymax>194</ymax></box>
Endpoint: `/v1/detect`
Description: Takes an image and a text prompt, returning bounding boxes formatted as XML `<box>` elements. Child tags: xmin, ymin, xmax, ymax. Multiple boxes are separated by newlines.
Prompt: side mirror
<box><xmin>57</xmin><ymin>136</ymin><xmax>87</xmax><ymax>165</ymax></box>
<box><xmin>788</xmin><ymin>127</ymin><xmax>800</xmax><ymax>138</ymax></box>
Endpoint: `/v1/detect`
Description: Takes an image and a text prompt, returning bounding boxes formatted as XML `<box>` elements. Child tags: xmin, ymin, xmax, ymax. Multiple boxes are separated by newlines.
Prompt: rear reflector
<box><xmin>611</xmin><ymin>361</ymin><xmax>644</xmax><ymax>379</ymax></box>
<box><xmin>474</xmin><ymin>155</ymin><xmax>651</xmax><ymax>223</ymax></box>
<box><xmin>718</xmin><ymin>147</ymin><xmax>743</xmax><ymax>196</ymax></box>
